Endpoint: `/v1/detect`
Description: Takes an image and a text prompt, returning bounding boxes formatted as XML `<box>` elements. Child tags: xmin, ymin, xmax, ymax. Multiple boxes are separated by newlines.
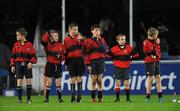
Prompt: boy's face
<box><xmin>50</xmin><ymin>32</ymin><xmax>59</xmax><ymax>42</ymax></box>
<box><xmin>153</xmin><ymin>33</ymin><xmax>158</xmax><ymax>39</ymax></box>
<box><xmin>91</xmin><ymin>28</ymin><xmax>101</xmax><ymax>37</ymax></box>
<box><xmin>69</xmin><ymin>26</ymin><xmax>78</xmax><ymax>36</ymax></box>
<box><xmin>117</xmin><ymin>35</ymin><xmax>126</xmax><ymax>45</ymax></box>
<box><xmin>16</xmin><ymin>32</ymin><xmax>24</xmax><ymax>41</ymax></box>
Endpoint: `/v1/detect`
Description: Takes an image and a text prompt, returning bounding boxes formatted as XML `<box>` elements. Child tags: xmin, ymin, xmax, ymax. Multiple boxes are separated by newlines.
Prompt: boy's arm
<box><xmin>143</xmin><ymin>40</ymin><xmax>156</xmax><ymax>55</ymax></box>
<box><xmin>41</xmin><ymin>32</ymin><xmax>49</xmax><ymax>46</ymax></box>
<box><xmin>29</xmin><ymin>43</ymin><xmax>37</xmax><ymax>64</ymax></box>
<box><xmin>61</xmin><ymin>45</ymin><xmax>66</xmax><ymax>62</ymax></box>
<box><xmin>130</xmin><ymin>48</ymin><xmax>140</xmax><ymax>60</ymax></box>
<box><xmin>10</xmin><ymin>45</ymin><xmax>16</xmax><ymax>67</ymax></box>
<box><xmin>102</xmin><ymin>38</ymin><xmax>109</xmax><ymax>53</ymax></box>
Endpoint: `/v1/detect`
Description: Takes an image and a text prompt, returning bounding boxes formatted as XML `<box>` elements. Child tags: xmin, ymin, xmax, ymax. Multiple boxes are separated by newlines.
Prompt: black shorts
<box><xmin>68</xmin><ymin>58</ymin><xmax>84</xmax><ymax>77</ymax></box>
<box><xmin>145</xmin><ymin>62</ymin><xmax>160</xmax><ymax>76</ymax></box>
<box><xmin>90</xmin><ymin>59</ymin><xmax>105</xmax><ymax>75</ymax></box>
<box><xmin>15</xmin><ymin>62</ymin><xmax>32</xmax><ymax>79</ymax></box>
<box><xmin>114</xmin><ymin>67</ymin><xmax>130</xmax><ymax>80</ymax></box>
<box><xmin>154</xmin><ymin>62</ymin><xmax>160</xmax><ymax>75</ymax></box>
<box><xmin>45</xmin><ymin>62</ymin><xmax>62</xmax><ymax>78</ymax></box>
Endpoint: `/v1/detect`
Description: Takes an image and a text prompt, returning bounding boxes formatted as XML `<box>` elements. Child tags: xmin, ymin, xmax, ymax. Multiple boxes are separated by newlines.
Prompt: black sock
<box><xmin>91</xmin><ymin>90</ymin><xmax>96</xmax><ymax>99</ymax></box>
<box><xmin>45</xmin><ymin>86</ymin><xmax>51</xmax><ymax>100</ymax></box>
<box><xmin>56</xmin><ymin>86</ymin><xmax>62</xmax><ymax>100</ymax></box>
<box><xmin>158</xmin><ymin>92</ymin><xmax>162</xmax><ymax>98</ymax></box>
<box><xmin>17</xmin><ymin>86</ymin><xmax>22</xmax><ymax>100</ymax></box>
<box><xmin>146</xmin><ymin>93</ymin><xmax>151</xmax><ymax>99</ymax></box>
<box><xmin>125</xmin><ymin>88</ymin><xmax>130</xmax><ymax>100</ymax></box>
<box><xmin>115</xmin><ymin>88</ymin><xmax>120</xmax><ymax>100</ymax></box>
<box><xmin>116</xmin><ymin>92</ymin><xmax>120</xmax><ymax>100</ymax></box>
<box><xmin>77</xmin><ymin>82</ymin><xmax>82</xmax><ymax>98</ymax></box>
<box><xmin>98</xmin><ymin>91</ymin><xmax>102</xmax><ymax>99</ymax></box>
<box><xmin>70</xmin><ymin>84</ymin><xmax>76</xmax><ymax>99</ymax></box>
<box><xmin>26</xmin><ymin>85</ymin><xmax>32</xmax><ymax>100</ymax></box>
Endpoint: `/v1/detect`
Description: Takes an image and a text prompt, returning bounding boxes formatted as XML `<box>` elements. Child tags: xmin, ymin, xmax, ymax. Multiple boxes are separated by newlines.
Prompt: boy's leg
<box><xmin>124</xmin><ymin>80</ymin><xmax>132</xmax><ymax>102</ymax></box>
<box><xmin>146</xmin><ymin>76</ymin><xmax>154</xmax><ymax>101</ymax></box>
<box><xmin>114</xmin><ymin>79</ymin><xmax>121</xmax><ymax>102</ymax></box>
<box><xmin>97</xmin><ymin>59</ymin><xmax>105</xmax><ymax>103</ymax></box>
<box><xmin>77</xmin><ymin>76</ymin><xmax>83</xmax><ymax>102</ymax></box>
<box><xmin>97</xmin><ymin>74</ymin><xmax>103</xmax><ymax>102</ymax></box>
<box><xmin>26</xmin><ymin>79</ymin><xmax>32</xmax><ymax>103</ymax></box>
<box><xmin>155</xmin><ymin>62</ymin><xmax>163</xmax><ymax>102</ymax></box>
<box><xmin>155</xmin><ymin>74</ymin><xmax>163</xmax><ymax>102</ymax></box>
<box><xmin>55</xmin><ymin>78</ymin><xmax>63</xmax><ymax>103</ymax></box>
<box><xmin>44</xmin><ymin>77</ymin><xmax>52</xmax><ymax>102</ymax></box>
<box><xmin>70</xmin><ymin>77</ymin><xmax>76</xmax><ymax>103</ymax></box>
<box><xmin>90</xmin><ymin>75</ymin><xmax>97</xmax><ymax>102</ymax></box>
<box><xmin>145</xmin><ymin>63</ymin><xmax>155</xmax><ymax>102</ymax></box>
<box><xmin>17</xmin><ymin>79</ymin><xmax>23</xmax><ymax>103</ymax></box>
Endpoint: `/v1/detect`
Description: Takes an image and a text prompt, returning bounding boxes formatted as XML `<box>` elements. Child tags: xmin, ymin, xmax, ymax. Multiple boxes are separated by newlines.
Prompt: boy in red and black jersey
<box><xmin>85</xmin><ymin>24</ymin><xmax>109</xmax><ymax>103</ymax></box>
<box><xmin>109</xmin><ymin>34</ymin><xmax>139</xmax><ymax>102</ymax></box>
<box><xmin>41</xmin><ymin>30</ymin><xmax>66</xmax><ymax>103</ymax></box>
<box><xmin>64</xmin><ymin>23</ymin><xmax>86</xmax><ymax>103</ymax></box>
<box><xmin>10</xmin><ymin>28</ymin><xmax>37</xmax><ymax>103</ymax></box>
<box><xmin>143</xmin><ymin>27</ymin><xmax>163</xmax><ymax>102</ymax></box>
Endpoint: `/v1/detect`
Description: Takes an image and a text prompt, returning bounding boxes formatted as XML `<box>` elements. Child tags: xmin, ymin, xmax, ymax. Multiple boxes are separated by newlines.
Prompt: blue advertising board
<box><xmin>49</xmin><ymin>61</ymin><xmax>180</xmax><ymax>95</ymax></box>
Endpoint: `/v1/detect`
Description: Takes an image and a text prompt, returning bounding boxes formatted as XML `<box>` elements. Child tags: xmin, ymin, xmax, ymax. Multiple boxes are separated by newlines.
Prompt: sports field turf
<box><xmin>0</xmin><ymin>95</ymin><xmax>179</xmax><ymax>111</ymax></box>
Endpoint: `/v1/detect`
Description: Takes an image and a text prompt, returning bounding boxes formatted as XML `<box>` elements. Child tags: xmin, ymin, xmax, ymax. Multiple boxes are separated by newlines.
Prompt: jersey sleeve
<box><xmin>41</xmin><ymin>32</ymin><xmax>49</xmax><ymax>46</ymax></box>
<box><xmin>29</xmin><ymin>43</ymin><xmax>37</xmax><ymax>63</ymax></box>
<box><xmin>10</xmin><ymin>44</ymin><xmax>16</xmax><ymax>66</ymax></box>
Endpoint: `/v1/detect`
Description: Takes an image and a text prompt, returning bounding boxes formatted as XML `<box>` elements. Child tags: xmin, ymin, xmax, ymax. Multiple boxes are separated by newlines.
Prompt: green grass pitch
<box><xmin>0</xmin><ymin>95</ymin><xmax>179</xmax><ymax>111</ymax></box>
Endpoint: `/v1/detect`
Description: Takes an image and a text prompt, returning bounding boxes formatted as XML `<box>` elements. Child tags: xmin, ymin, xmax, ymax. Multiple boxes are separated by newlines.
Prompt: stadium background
<box><xmin>0</xmin><ymin>0</ymin><xmax>180</xmax><ymax>108</ymax></box>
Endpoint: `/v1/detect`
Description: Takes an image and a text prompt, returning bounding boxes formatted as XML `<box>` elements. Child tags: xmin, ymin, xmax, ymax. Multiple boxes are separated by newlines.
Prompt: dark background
<box><xmin>0</xmin><ymin>0</ymin><xmax>180</xmax><ymax>56</ymax></box>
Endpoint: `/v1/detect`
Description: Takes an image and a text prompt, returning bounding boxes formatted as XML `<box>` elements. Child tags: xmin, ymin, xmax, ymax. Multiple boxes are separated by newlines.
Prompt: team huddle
<box><xmin>10</xmin><ymin>23</ymin><xmax>163</xmax><ymax>104</ymax></box>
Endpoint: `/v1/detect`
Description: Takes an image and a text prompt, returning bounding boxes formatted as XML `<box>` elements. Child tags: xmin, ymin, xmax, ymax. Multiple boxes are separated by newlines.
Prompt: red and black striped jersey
<box><xmin>41</xmin><ymin>33</ymin><xmax>66</xmax><ymax>64</ymax></box>
<box><xmin>64</xmin><ymin>34</ymin><xmax>86</xmax><ymax>59</ymax></box>
<box><xmin>10</xmin><ymin>41</ymin><xmax>37</xmax><ymax>66</ymax></box>
<box><xmin>154</xmin><ymin>39</ymin><xmax>161</xmax><ymax>61</ymax></box>
<box><xmin>143</xmin><ymin>38</ymin><xmax>156</xmax><ymax>63</ymax></box>
<box><xmin>84</xmin><ymin>50</ymin><xmax>90</xmax><ymax>65</ymax></box>
<box><xmin>85</xmin><ymin>37</ymin><xmax>108</xmax><ymax>61</ymax></box>
<box><xmin>110</xmin><ymin>44</ymin><xmax>138</xmax><ymax>68</ymax></box>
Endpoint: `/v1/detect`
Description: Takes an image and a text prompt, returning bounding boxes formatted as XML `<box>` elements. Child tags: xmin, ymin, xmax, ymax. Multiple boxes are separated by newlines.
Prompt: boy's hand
<box><xmin>11</xmin><ymin>66</ymin><xmax>15</xmax><ymax>73</ymax></box>
<box><xmin>87</xmin><ymin>65</ymin><xmax>92</xmax><ymax>74</ymax></box>
<box><xmin>65</xmin><ymin>65</ymin><xmax>69</xmax><ymax>71</ymax></box>
<box><xmin>151</xmin><ymin>55</ymin><xmax>156</xmax><ymax>59</ymax></box>
<box><xmin>78</xmin><ymin>35</ymin><xmax>84</xmax><ymax>40</ymax></box>
<box><xmin>155</xmin><ymin>38</ymin><xmax>160</xmax><ymax>44</ymax></box>
<box><xmin>27</xmin><ymin>62</ymin><xmax>32</xmax><ymax>69</ymax></box>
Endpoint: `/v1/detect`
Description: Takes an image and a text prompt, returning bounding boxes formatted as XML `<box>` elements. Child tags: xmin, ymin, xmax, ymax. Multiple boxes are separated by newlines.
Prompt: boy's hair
<box><xmin>116</xmin><ymin>34</ymin><xmax>126</xmax><ymax>40</ymax></box>
<box><xmin>49</xmin><ymin>29</ymin><xmax>58</xmax><ymax>34</ymax></box>
<box><xmin>91</xmin><ymin>24</ymin><xmax>101</xmax><ymax>31</ymax></box>
<box><xmin>49</xmin><ymin>29</ymin><xmax>59</xmax><ymax>38</ymax></box>
<box><xmin>16</xmin><ymin>28</ymin><xmax>27</xmax><ymax>37</ymax></box>
<box><xmin>147</xmin><ymin>27</ymin><xmax>159</xmax><ymax>37</ymax></box>
<box><xmin>68</xmin><ymin>22</ymin><xmax>78</xmax><ymax>29</ymax></box>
